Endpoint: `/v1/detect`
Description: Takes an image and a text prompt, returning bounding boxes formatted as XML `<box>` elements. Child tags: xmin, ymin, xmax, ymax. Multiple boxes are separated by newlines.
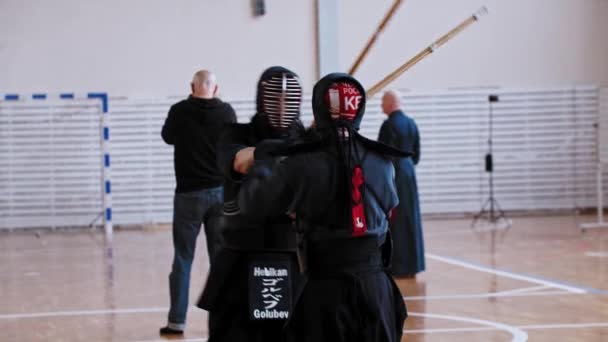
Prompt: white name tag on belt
<box><xmin>248</xmin><ymin>259</ymin><xmax>292</xmax><ymax>320</ymax></box>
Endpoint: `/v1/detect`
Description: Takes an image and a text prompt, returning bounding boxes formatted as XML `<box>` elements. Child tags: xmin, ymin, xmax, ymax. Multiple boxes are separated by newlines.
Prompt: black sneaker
<box><xmin>159</xmin><ymin>326</ymin><xmax>184</xmax><ymax>335</ymax></box>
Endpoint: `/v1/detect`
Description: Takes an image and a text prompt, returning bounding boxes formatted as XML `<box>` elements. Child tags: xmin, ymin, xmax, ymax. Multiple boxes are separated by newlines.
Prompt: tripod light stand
<box><xmin>472</xmin><ymin>95</ymin><xmax>512</xmax><ymax>229</ymax></box>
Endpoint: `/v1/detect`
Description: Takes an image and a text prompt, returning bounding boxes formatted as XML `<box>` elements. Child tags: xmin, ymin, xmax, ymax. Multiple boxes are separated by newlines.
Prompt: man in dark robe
<box><xmin>378</xmin><ymin>90</ymin><xmax>425</xmax><ymax>277</ymax></box>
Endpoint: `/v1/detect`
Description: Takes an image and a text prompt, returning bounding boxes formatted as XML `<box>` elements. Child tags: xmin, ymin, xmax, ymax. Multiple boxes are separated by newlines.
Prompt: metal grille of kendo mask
<box><xmin>261</xmin><ymin>73</ymin><xmax>302</xmax><ymax>130</ymax></box>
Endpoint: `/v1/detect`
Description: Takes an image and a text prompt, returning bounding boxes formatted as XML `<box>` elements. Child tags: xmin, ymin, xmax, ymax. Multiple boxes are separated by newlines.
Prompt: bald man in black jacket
<box><xmin>160</xmin><ymin>70</ymin><xmax>236</xmax><ymax>335</ymax></box>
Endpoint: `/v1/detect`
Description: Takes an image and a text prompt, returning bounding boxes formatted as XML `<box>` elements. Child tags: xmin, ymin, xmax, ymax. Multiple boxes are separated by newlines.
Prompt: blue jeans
<box><xmin>168</xmin><ymin>186</ymin><xmax>223</xmax><ymax>329</ymax></box>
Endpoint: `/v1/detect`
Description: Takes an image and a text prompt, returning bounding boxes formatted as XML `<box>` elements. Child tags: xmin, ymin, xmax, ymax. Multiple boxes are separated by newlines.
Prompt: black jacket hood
<box><xmin>185</xmin><ymin>96</ymin><xmax>229</xmax><ymax>123</ymax></box>
<box><xmin>186</xmin><ymin>95</ymin><xmax>224</xmax><ymax>108</ymax></box>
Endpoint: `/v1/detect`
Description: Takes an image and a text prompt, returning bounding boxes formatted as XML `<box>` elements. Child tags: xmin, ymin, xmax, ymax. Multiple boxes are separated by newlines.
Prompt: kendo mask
<box><xmin>256</xmin><ymin>66</ymin><xmax>302</xmax><ymax>133</ymax></box>
<box><xmin>312</xmin><ymin>73</ymin><xmax>366</xmax><ymax>131</ymax></box>
<box><xmin>273</xmin><ymin>73</ymin><xmax>409</xmax><ymax>158</ymax></box>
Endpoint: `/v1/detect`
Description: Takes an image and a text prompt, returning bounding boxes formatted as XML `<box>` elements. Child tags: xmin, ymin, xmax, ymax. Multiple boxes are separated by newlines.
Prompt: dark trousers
<box><xmin>208</xmin><ymin>301</ymin><xmax>286</xmax><ymax>342</ymax></box>
<box><xmin>285</xmin><ymin>238</ymin><xmax>407</xmax><ymax>342</ymax></box>
<box><xmin>167</xmin><ymin>186</ymin><xmax>223</xmax><ymax>328</ymax></box>
<box><xmin>284</xmin><ymin>271</ymin><xmax>406</xmax><ymax>342</ymax></box>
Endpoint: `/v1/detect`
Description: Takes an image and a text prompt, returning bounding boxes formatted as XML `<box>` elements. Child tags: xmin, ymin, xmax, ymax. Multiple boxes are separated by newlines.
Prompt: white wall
<box><xmin>338</xmin><ymin>0</ymin><xmax>608</xmax><ymax>91</ymax></box>
<box><xmin>0</xmin><ymin>0</ymin><xmax>317</xmax><ymax>99</ymax></box>
<box><xmin>0</xmin><ymin>0</ymin><xmax>606</xmax><ymax>98</ymax></box>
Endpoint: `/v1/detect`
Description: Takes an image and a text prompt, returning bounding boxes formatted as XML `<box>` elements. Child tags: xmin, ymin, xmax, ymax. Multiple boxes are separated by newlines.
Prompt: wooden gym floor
<box><xmin>1</xmin><ymin>214</ymin><xmax>607</xmax><ymax>341</ymax></box>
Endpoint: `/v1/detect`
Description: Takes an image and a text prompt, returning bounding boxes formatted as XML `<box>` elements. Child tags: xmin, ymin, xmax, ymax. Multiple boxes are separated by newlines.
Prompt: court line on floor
<box><xmin>131</xmin><ymin>322</ymin><xmax>608</xmax><ymax>342</ymax></box>
<box><xmin>585</xmin><ymin>251</ymin><xmax>608</xmax><ymax>258</ymax></box>
<box><xmin>404</xmin><ymin>326</ymin><xmax>497</xmax><ymax>334</ymax></box>
<box><xmin>519</xmin><ymin>322</ymin><xmax>608</xmax><ymax>330</ymax></box>
<box><xmin>407</xmin><ymin>312</ymin><xmax>528</xmax><ymax>341</ymax></box>
<box><xmin>404</xmin><ymin>289</ymin><xmax>572</xmax><ymax>301</ymax></box>
<box><xmin>492</xmin><ymin>285</ymin><xmax>549</xmax><ymax>295</ymax></box>
<box><xmin>423</xmin><ymin>229</ymin><xmax>473</xmax><ymax>237</ymax></box>
<box><xmin>402</xmin><ymin>322</ymin><xmax>608</xmax><ymax>334</ymax></box>
<box><xmin>426</xmin><ymin>253</ymin><xmax>608</xmax><ymax>294</ymax></box>
<box><xmin>131</xmin><ymin>339</ymin><xmax>206</xmax><ymax>342</ymax></box>
<box><xmin>0</xmin><ymin>287</ymin><xmax>573</xmax><ymax>320</ymax></box>
<box><xmin>0</xmin><ymin>307</ymin><xmax>167</xmax><ymax>319</ymax></box>
<box><xmin>3</xmin><ymin>305</ymin><xmax>606</xmax><ymax>341</ymax></box>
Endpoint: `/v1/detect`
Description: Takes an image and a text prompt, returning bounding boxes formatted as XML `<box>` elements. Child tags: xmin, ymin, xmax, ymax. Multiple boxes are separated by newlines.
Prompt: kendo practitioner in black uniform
<box><xmin>238</xmin><ymin>73</ymin><xmax>408</xmax><ymax>342</ymax></box>
<box><xmin>197</xmin><ymin>66</ymin><xmax>304</xmax><ymax>342</ymax></box>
